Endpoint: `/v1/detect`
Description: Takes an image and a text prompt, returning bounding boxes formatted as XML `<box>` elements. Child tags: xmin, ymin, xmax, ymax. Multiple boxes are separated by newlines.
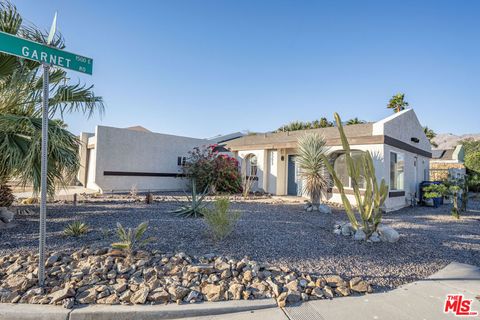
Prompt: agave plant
<box><xmin>171</xmin><ymin>180</ymin><xmax>208</xmax><ymax>217</ymax></box>
<box><xmin>111</xmin><ymin>221</ymin><xmax>153</xmax><ymax>257</ymax></box>
<box><xmin>322</xmin><ymin>113</ymin><xmax>389</xmax><ymax>239</ymax></box>
<box><xmin>296</xmin><ymin>133</ymin><xmax>329</xmax><ymax>208</ymax></box>
<box><xmin>63</xmin><ymin>221</ymin><xmax>89</xmax><ymax>237</ymax></box>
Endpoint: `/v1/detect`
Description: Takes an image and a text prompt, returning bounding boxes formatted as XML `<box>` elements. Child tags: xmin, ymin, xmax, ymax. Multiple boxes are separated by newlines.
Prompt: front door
<box><xmin>287</xmin><ymin>155</ymin><xmax>301</xmax><ymax>196</ymax></box>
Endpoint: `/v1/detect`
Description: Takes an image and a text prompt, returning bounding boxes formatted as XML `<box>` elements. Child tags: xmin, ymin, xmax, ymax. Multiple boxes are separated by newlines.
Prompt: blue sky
<box><xmin>16</xmin><ymin>0</ymin><xmax>480</xmax><ymax>138</ymax></box>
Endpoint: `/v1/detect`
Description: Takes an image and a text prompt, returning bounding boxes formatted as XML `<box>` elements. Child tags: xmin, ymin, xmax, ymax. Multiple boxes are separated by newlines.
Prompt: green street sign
<box><xmin>0</xmin><ymin>31</ymin><xmax>93</xmax><ymax>75</ymax></box>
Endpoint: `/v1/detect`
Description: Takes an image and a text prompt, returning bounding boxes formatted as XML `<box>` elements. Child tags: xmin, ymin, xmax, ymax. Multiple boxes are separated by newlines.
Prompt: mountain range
<box><xmin>433</xmin><ymin>133</ymin><xmax>480</xmax><ymax>150</ymax></box>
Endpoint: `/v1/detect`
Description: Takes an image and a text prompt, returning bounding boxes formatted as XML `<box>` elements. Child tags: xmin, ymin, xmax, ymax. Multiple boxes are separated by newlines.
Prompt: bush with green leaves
<box><xmin>422</xmin><ymin>184</ymin><xmax>448</xmax><ymax>199</ymax></box>
<box><xmin>111</xmin><ymin>221</ymin><xmax>153</xmax><ymax>257</ymax></box>
<box><xmin>63</xmin><ymin>221</ymin><xmax>89</xmax><ymax>237</ymax></box>
<box><xmin>202</xmin><ymin>198</ymin><xmax>240</xmax><ymax>241</ymax></box>
<box><xmin>183</xmin><ymin>144</ymin><xmax>241</xmax><ymax>194</ymax></box>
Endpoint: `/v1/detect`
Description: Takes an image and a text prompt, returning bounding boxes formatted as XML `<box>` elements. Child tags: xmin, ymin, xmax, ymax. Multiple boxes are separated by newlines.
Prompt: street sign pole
<box><xmin>0</xmin><ymin>13</ymin><xmax>93</xmax><ymax>288</ymax></box>
<box><xmin>38</xmin><ymin>63</ymin><xmax>49</xmax><ymax>287</ymax></box>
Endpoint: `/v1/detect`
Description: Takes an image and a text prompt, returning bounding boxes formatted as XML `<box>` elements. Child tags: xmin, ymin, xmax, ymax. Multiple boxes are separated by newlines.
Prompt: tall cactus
<box><xmin>322</xmin><ymin>113</ymin><xmax>389</xmax><ymax>238</ymax></box>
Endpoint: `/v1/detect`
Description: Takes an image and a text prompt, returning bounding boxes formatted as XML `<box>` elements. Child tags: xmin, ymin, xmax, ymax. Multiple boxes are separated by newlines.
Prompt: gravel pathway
<box><xmin>1</xmin><ymin>196</ymin><xmax>479</xmax><ymax>291</ymax></box>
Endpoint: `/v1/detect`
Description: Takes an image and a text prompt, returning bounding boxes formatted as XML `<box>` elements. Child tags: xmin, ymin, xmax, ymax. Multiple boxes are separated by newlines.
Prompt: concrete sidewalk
<box><xmin>0</xmin><ymin>262</ymin><xmax>478</xmax><ymax>320</ymax></box>
<box><xmin>285</xmin><ymin>262</ymin><xmax>480</xmax><ymax>320</ymax></box>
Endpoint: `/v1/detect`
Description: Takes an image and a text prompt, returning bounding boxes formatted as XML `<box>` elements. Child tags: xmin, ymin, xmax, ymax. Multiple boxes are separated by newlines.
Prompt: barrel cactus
<box><xmin>322</xmin><ymin>113</ymin><xmax>388</xmax><ymax>239</ymax></box>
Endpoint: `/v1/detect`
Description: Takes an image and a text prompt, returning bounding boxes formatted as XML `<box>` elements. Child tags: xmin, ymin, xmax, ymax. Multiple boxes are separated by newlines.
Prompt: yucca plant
<box><xmin>170</xmin><ymin>180</ymin><xmax>208</xmax><ymax>217</ymax></box>
<box><xmin>203</xmin><ymin>198</ymin><xmax>240</xmax><ymax>241</ymax></box>
<box><xmin>322</xmin><ymin>113</ymin><xmax>389</xmax><ymax>239</ymax></box>
<box><xmin>0</xmin><ymin>182</ymin><xmax>15</xmax><ymax>207</ymax></box>
<box><xmin>63</xmin><ymin>221</ymin><xmax>89</xmax><ymax>237</ymax></box>
<box><xmin>297</xmin><ymin>133</ymin><xmax>329</xmax><ymax>209</ymax></box>
<box><xmin>111</xmin><ymin>221</ymin><xmax>153</xmax><ymax>257</ymax></box>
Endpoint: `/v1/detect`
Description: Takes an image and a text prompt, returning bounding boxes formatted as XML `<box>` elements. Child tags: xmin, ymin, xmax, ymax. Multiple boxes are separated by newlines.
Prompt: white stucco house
<box><xmin>78</xmin><ymin>126</ymin><xmax>244</xmax><ymax>193</ymax></box>
<box><xmin>226</xmin><ymin>109</ymin><xmax>432</xmax><ymax>211</ymax></box>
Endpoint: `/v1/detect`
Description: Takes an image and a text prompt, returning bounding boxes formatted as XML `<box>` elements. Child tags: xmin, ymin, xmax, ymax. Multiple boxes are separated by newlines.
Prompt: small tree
<box><xmin>387</xmin><ymin>93</ymin><xmax>409</xmax><ymax>113</ymax></box>
<box><xmin>297</xmin><ymin>133</ymin><xmax>329</xmax><ymax>209</ymax></box>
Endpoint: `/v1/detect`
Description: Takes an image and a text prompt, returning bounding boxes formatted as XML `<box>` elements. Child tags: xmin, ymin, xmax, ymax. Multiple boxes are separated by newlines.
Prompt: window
<box><xmin>333</xmin><ymin>151</ymin><xmax>366</xmax><ymax>189</ymax></box>
<box><xmin>390</xmin><ymin>152</ymin><xmax>404</xmax><ymax>190</ymax></box>
<box><xmin>248</xmin><ymin>155</ymin><xmax>258</xmax><ymax>176</ymax></box>
<box><xmin>177</xmin><ymin>156</ymin><xmax>187</xmax><ymax>166</ymax></box>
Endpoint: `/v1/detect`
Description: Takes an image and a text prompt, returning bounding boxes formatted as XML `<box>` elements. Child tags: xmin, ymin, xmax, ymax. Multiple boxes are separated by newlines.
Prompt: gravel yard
<box><xmin>2</xmin><ymin>196</ymin><xmax>479</xmax><ymax>291</ymax></box>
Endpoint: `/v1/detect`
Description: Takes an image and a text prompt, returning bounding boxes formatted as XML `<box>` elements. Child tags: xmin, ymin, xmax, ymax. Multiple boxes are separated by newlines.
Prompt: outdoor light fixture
<box><xmin>411</xmin><ymin>137</ymin><xmax>420</xmax><ymax>143</ymax></box>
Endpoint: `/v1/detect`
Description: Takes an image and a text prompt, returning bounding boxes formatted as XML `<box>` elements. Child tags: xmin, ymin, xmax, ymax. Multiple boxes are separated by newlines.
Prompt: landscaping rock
<box><xmin>0</xmin><ymin>248</ymin><xmax>372</xmax><ymax>307</ymax></box>
<box><xmin>350</xmin><ymin>277</ymin><xmax>369</xmax><ymax>293</ymax></box>
<box><xmin>130</xmin><ymin>286</ymin><xmax>149</xmax><ymax>304</ymax></box>
<box><xmin>354</xmin><ymin>229</ymin><xmax>367</xmax><ymax>241</ymax></box>
<box><xmin>318</xmin><ymin>204</ymin><xmax>332</xmax><ymax>214</ymax></box>
<box><xmin>341</xmin><ymin>223</ymin><xmax>354</xmax><ymax>236</ymax></box>
<box><xmin>0</xmin><ymin>207</ymin><xmax>14</xmax><ymax>223</ymax></box>
<box><xmin>377</xmin><ymin>225</ymin><xmax>400</xmax><ymax>243</ymax></box>
<box><xmin>49</xmin><ymin>287</ymin><xmax>75</xmax><ymax>304</ymax></box>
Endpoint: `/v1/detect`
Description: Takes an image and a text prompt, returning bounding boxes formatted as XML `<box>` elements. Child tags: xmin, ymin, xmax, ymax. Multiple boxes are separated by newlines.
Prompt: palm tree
<box><xmin>318</xmin><ymin>117</ymin><xmax>334</xmax><ymax>128</ymax></box>
<box><xmin>423</xmin><ymin>126</ymin><xmax>438</xmax><ymax>148</ymax></box>
<box><xmin>0</xmin><ymin>1</ymin><xmax>104</xmax><ymax>195</ymax></box>
<box><xmin>296</xmin><ymin>133</ymin><xmax>329</xmax><ymax>209</ymax></box>
<box><xmin>387</xmin><ymin>93</ymin><xmax>409</xmax><ymax>113</ymax></box>
<box><xmin>346</xmin><ymin>117</ymin><xmax>366</xmax><ymax>125</ymax></box>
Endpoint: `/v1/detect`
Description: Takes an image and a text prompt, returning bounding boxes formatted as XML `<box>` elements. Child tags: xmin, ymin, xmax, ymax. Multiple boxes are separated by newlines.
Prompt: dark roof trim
<box><xmin>384</xmin><ymin>136</ymin><xmax>432</xmax><ymax>158</ymax></box>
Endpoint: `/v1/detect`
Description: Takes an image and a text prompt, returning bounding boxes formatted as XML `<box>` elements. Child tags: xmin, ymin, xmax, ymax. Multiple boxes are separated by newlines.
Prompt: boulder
<box><xmin>318</xmin><ymin>204</ymin><xmax>332</xmax><ymax>214</ymax></box>
<box><xmin>341</xmin><ymin>223</ymin><xmax>354</xmax><ymax>236</ymax></box>
<box><xmin>0</xmin><ymin>207</ymin><xmax>14</xmax><ymax>223</ymax></box>
<box><xmin>353</xmin><ymin>229</ymin><xmax>366</xmax><ymax>241</ymax></box>
<box><xmin>349</xmin><ymin>277</ymin><xmax>369</xmax><ymax>293</ymax></box>
<box><xmin>148</xmin><ymin>289</ymin><xmax>170</xmax><ymax>303</ymax></box>
<box><xmin>76</xmin><ymin>287</ymin><xmax>97</xmax><ymax>304</ymax></box>
<box><xmin>377</xmin><ymin>225</ymin><xmax>400</xmax><ymax>243</ymax></box>
<box><xmin>201</xmin><ymin>284</ymin><xmax>224</xmax><ymax>302</ymax></box>
<box><xmin>369</xmin><ymin>231</ymin><xmax>381</xmax><ymax>242</ymax></box>
<box><xmin>130</xmin><ymin>287</ymin><xmax>150</xmax><ymax>304</ymax></box>
<box><xmin>49</xmin><ymin>287</ymin><xmax>75</xmax><ymax>304</ymax></box>
<box><xmin>228</xmin><ymin>283</ymin><xmax>244</xmax><ymax>300</ymax></box>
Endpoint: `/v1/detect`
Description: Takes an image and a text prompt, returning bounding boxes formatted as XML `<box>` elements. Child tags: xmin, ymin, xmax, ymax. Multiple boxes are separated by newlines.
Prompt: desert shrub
<box><xmin>64</xmin><ymin>221</ymin><xmax>89</xmax><ymax>237</ymax></box>
<box><xmin>112</xmin><ymin>221</ymin><xmax>153</xmax><ymax>257</ymax></box>
<box><xmin>423</xmin><ymin>184</ymin><xmax>448</xmax><ymax>199</ymax></box>
<box><xmin>203</xmin><ymin>198</ymin><xmax>240</xmax><ymax>240</ymax></box>
<box><xmin>183</xmin><ymin>145</ymin><xmax>241</xmax><ymax>194</ymax></box>
<box><xmin>0</xmin><ymin>184</ymin><xmax>14</xmax><ymax>207</ymax></box>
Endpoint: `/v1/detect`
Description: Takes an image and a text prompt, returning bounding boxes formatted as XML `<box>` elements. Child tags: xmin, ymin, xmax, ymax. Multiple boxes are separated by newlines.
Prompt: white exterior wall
<box><xmin>267</xmin><ymin>150</ymin><xmax>278</xmax><ymax>194</ymax></box>
<box><xmin>238</xmin><ymin>150</ymin><xmax>265</xmax><ymax>191</ymax></box>
<box><xmin>87</xmin><ymin>126</ymin><xmax>207</xmax><ymax>193</ymax></box>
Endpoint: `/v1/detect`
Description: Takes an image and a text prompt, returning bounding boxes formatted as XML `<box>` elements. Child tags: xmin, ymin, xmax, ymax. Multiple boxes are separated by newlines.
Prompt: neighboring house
<box><xmin>77</xmin><ymin>126</ymin><xmax>244</xmax><ymax>193</ymax></box>
<box><xmin>77</xmin><ymin>126</ymin><xmax>208</xmax><ymax>193</ymax></box>
<box><xmin>226</xmin><ymin>109</ymin><xmax>432</xmax><ymax>212</ymax></box>
<box><xmin>430</xmin><ymin>145</ymin><xmax>466</xmax><ymax>181</ymax></box>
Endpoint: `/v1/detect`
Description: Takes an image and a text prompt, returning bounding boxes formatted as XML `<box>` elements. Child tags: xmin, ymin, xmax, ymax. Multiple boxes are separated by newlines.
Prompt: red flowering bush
<box><xmin>183</xmin><ymin>145</ymin><xmax>241</xmax><ymax>194</ymax></box>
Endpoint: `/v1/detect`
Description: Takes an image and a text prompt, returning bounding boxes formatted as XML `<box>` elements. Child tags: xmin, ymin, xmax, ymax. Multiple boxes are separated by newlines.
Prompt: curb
<box><xmin>0</xmin><ymin>298</ymin><xmax>278</xmax><ymax>320</ymax></box>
